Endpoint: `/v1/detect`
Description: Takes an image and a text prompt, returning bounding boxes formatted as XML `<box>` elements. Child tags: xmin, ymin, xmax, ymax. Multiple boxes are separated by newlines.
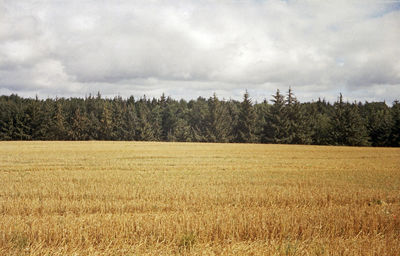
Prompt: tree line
<box><xmin>1</xmin><ymin>89</ymin><xmax>399</xmax><ymax>146</ymax></box>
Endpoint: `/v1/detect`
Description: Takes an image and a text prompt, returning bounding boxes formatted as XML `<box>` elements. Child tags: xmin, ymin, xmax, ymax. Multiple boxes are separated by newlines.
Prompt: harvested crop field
<box><xmin>0</xmin><ymin>141</ymin><xmax>399</xmax><ymax>255</ymax></box>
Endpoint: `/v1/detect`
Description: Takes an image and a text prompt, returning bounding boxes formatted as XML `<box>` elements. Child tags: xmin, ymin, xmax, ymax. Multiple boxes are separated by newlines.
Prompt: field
<box><xmin>0</xmin><ymin>142</ymin><xmax>399</xmax><ymax>255</ymax></box>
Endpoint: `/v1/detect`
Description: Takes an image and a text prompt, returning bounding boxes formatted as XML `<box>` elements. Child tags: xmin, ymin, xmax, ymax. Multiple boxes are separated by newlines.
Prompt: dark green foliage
<box><xmin>262</xmin><ymin>89</ymin><xmax>288</xmax><ymax>143</ymax></box>
<box><xmin>206</xmin><ymin>93</ymin><xmax>232</xmax><ymax>142</ymax></box>
<box><xmin>135</xmin><ymin>98</ymin><xmax>155</xmax><ymax>141</ymax></box>
<box><xmin>261</xmin><ymin>88</ymin><xmax>312</xmax><ymax>144</ymax></box>
<box><xmin>100</xmin><ymin>101</ymin><xmax>114</xmax><ymax>140</ymax></box>
<box><xmin>390</xmin><ymin>101</ymin><xmax>400</xmax><ymax>146</ymax></box>
<box><xmin>0</xmin><ymin>98</ymin><xmax>15</xmax><ymax>140</ymax></box>
<box><xmin>307</xmin><ymin>99</ymin><xmax>333</xmax><ymax>145</ymax></box>
<box><xmin>284</xmin><ymin>88</ymin><xmax>312</xmax><ymax>144</ymax></box>
<box><xmin>235</xmin><ymin>91</ymin><xmax>256</xmax><ymax>143</ymax></box>
<box><xmin>330</xmin><ymin>94</ymin><xmax>370</xmax><ymax>146</ymax></box>
<box><xmin>122</xmin><ymin>102</ymin><xmax>137</xmax><ymax>141</ymax></box>
<box><xmin>0</xmin><ymin>92</ymin><xmax>398</xmax><ymax>146</ymax></box>
<box><xmin>361</xmin><ymin>102</ymin><xmax>393</xmax><ymax>146</ymax></box>
<box><xmin>187</xmin><ymin>97</ymin><xmax>209</xmax><ymax>142</ymax></box>
<box><xmin>69</xmin><ymin>107</ymin><xmax>89</xmax><ymax>140</ymax></box>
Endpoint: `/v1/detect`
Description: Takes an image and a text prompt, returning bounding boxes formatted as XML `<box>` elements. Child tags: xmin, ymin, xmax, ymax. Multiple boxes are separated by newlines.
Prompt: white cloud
<box><xmin>0</xmin><ymin>0</ymin><xmax>399</xmax><ymax>103</ymax></box>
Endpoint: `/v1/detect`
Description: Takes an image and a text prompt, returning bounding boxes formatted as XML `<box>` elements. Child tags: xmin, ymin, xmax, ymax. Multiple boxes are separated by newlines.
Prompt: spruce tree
<box><xmin>25</xmin><ymin>96</ymin><xmax>46</xmax><ymax>140</ymax></box>
<box><xmin>206</xmin><ymin>93</ymin><xmax>232</xmax><ymax>142</ymax></box>
<box><xmin>123</xmin><ymin>102</ymin><xmax>137</xmax><ymax>141</ymax></box>
<box><xmin>285</xmin><ymin>88</ymin><xmax>312</xmax><ymax>144</ymax></box>
<box><xmin>149</xmin><ymin>103</ymin><xmax>162</xmax><ymax>141</ymax></box>
<box><xmin>262</xmin><ymin>89</ymin><xmax>288</xmax><ymax>143</ymax></box>
<box><xmin>13</xmin><ymin>102</ymin><xmax>31</xmax><ymax>140</ymax></box>
<box><xmin>100</xmin><ymin>101</ymin><xmax>113</xmax><ymax>140</ymax></box>
<box><xmin>390</xmin><ymin>100</ymin><xmax>400</xmax><ymax>146</ymax></box>
<box><xmin>50</xmin><ymin>102</ymin><xmax>68</xmax><ymax>140</ymax></box>
<box><xmin>254</xmin><ymin>100</ymin><xmax>269</xmax><ymax>143</ymax></box>
<box><xmin>331</xmin><ymin>94</ymin><xmax>370</xmax><ymax>146</ymax></box>
<box><xmin>235</xmin><ymin>90</ymin><xmax>256</xmax><ymax>143</ymax></box>
<box><xmin>187</xmin><ymin>97</ymin><xmax>208</xmax><ymax>142</ymax></box>
<box><xmin>69</xmin><ymin>108</ymin><xmax>89</xmax><ymax>140</ymax></box>
<box><xmin>308</xmin><ymin>99</ymin><xmax>333</xmax><ymax>145</ymax></box>
<box><xmin>0</xmin><ymin>98</ymin><xmax>15</xmax><ymax>140</ymax></box>
<box><xmin>135</xmin><ymin>98</ymin><xmax>154</xmax><ymax>141</ymax></box>
<box><xmin>362</xmin><ymin>102</ymin><xmax>393</xmax><ymax>146</ymax></box>
<box><xmin>112</xmin><ymin>97</ymin><xmax>127</xmax><ymax>140</ymax></box>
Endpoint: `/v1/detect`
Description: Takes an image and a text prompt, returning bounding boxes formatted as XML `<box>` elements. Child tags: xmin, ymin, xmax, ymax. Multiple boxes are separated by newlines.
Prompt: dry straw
<box><xmin>0</xmin><ymin>141</ymin><xmax>399</xmax><ymax>255</ymax></box>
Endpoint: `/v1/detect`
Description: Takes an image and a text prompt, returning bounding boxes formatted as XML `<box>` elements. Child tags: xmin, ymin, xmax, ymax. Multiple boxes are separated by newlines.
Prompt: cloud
<box><xmin>0</xmin><ymin>0</ymin><xmax>399</xmax><ymax>103</ymax></box>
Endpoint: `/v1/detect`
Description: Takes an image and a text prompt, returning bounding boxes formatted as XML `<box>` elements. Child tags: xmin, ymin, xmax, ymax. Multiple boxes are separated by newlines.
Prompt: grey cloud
<box><xmin>0</xmin><ymin>0</ymin><xmax>399</xmax><ymax>103</ymax></box>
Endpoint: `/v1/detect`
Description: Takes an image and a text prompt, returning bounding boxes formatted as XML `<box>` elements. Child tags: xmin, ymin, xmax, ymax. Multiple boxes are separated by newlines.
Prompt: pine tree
<box><xmin>51</xmin><ymin>101</ymin><xmax>68</xmax><ymax>140</ymax></box>
<box><xmin>0</xmin><ymin>91</ymin><xmax>397</xmax><ymax>146</ymax></box>
<box><xmin>149</xmin><ymin>103</ymin><xmax>162</xmax><ymax>141</ymax></box>
<box><xmin>262</xmin><ymin>89</ymin><xmax>289</xmax><ymax>143</ymax></box>
<box><xmin>135</xmin><ymin>99</ymin><xmax>154</xmax><ymax>141</ymax></box>
<box><xmin>122</xmin><ymin>102</ymin><xmax>137</xmax><ymax>141</ymax></box>
<box><xmin>160</xmin><ymin>95</ymin><xmax>177</xmax><ymax>141</ymax></box>
<box><xmin>331</xmin><ymin>94</ymin><xmax>370</xmax><ymax>146</ymax></box>
<box><xmin>235</xmin><ymin>90</ymin><xmax>256</xmax><ymax>143</ymax></box>
<box><xmin>254</xmin><ymin>100</ymin><xmax>269</xmax><ymax>143</ymax></box>
<box><xmin>84</xmin><ymin>94</ymin><xmax>101</xmax><ymax>140</ymax></box>
<box><xmin>100</xmin><ymin>101</ymin><xmax>114</xmax><ymax>140</ymax></box>
<box><xmin>227</xmin><ymin>100</ymin><xmax>240</xmax><ymax>143</ymax></box>
<box><xmin>69</xmin><ymin>108</ymin><xmax>89</xmax><ymax>140</ymax></box>
<box><xmin>112</xmin><ymin>97</ymin><xmax>127</xmax><ymax>140</ymax></box>
<box><xmin>362</xmin><ymin>102</ymin><xmax>393</xmax><ymax>146</ymax></box>
<box><xmin>0</xmin><ymin>115</ymin><xmax>14</xmax><ymax>140</ymax></box>
<box><xmin>188</xmin><ymin>97</ymin><xmax>208</xmax><ymax>142</ymax></box>
<box><xmin>390</xmin><ymin>100</ymin><xmax>400</xmax><ymax>146</ymax></box>
<box><xmin>12</xmin><ymin>99</ymin><xmax>31</xmax><ymax>140</ymax></box>
<box><xmin>308</xmin><ymin>99</ymin><xmax>333</xmax><ymax>145</ymax></box>
<box><xmin>285</xmin><ymin>88</ymin><xmax>311</xmax><ymax>144</ymax></box>
<box><xmin>206</xmin><ymin>93</ymin><xmax>232</xmax><ymax>142</ymax></box>
<box><xmin>0</xmin><ymin>97</ymin><xmax>15</xmax><ymax>140</ymax></box>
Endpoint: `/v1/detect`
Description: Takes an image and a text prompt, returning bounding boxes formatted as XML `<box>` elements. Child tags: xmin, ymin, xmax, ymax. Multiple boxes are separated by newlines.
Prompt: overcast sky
<box><xmin>0</xmin><ymin>0</ymin><xmax>399</xmax><ymax>103</ymax></box>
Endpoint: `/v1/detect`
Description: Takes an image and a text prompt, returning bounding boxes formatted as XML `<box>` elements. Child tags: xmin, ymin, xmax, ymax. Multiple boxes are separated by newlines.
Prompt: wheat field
<box><xmin>0</xmin><ymin>141</ymin><xmax>399</xmax><ymax>255</ymax></box>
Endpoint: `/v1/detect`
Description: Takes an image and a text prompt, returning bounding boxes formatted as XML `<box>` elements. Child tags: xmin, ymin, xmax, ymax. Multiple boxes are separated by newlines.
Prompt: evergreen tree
<box><xmin>227</xmin><ymin>100</ymin><xmax>240</xmax><ymax>143</ymax></box>
<box><xmin>390</xmin><ymin>100</ymin><xmax>400</xmax><ymax>146</ymax></box>
<box><xmin>100</xmin><ymin>101</ymin><xmax>114</xmax><ymax>140</ymax></box>
<box><xmin>0</xmin><ymin>91</ymin><xmax>397</xmax><ymax>146</ymax></box>
<box><xmin>235</xmin><ymin>91</ymin><xmax>256</xmax><ymax>143</ymax></box>
<box><xmin>135</xmin><ymin>98</ymin><xmax>154</xmax><ymax>141</ymax></box>
<box><xmin>362</xmin><ymin>102</ymin><xmax>393</xmax><ymax>146</ymax></box>
<box><xmin>174</xmin><ymin>99</ymin><xmax>191</xmax><ymax>142</ymax></box>
<box><xmin>26</xmin><ymin>96</ymin><xmax>49</xmax><ymax>140</ymax></box>
<box><xmin>69</xmin><ymin>107</ymin><xmax>89</xmax><ymax>140</ymax></box>
<box><xmin>12</xmin><ymin>98</ymin><xmax>31</xmax><ymax>140</ymax></box>
<box><xmin>160</xmin><ymin>93</ymin><xmax>171</xmax><ymax>141</ymax></box>
<box><xmin>0</xmin><ymin>97</ymin><xmax>15</xmax><ymax>140</ymax></box>
<box><xmin>262</xmin><ymin>89</ymin><xmax>289</xmax><ymax>143</ymax></box>
<box><xmin>0</xmin><ymin>115</ymin><xmax>14</xmax><ymax>140</ymax></box>
<box><xmin>254</xmin><ymin>100</ymin><xmax>269</xmax><ymax>143</ymax></box>
<box><xmin>149</xmin><ymin>103</ymin><xmax>162</xmax><ymax>141</ymax></box>
<box><xmin>308</xmin><ymin>99</ymin><xmax>333</xmax><ymax>145</ymax></box>
<box><xmin>187</xmin><ymin>97</ymin><xmax>208</xmax><ymax>142</ymax></box>
<box><xmin>285</xmin><ymin>88</ymin><xmax>312</xmax><ymax>144</ymax></box>
<box><xmin>51</xmin><ymin>101</ymin><xmax>68</xmax><ymax>140</ymax></box>
<box><xmin>122</xmin><ymin>102</ymin><xmax>137</xmax><ymax>140</ymax></box>
<box><xmin>14</xmin><ymin>111</ymin><xmax>31</xmax><ymax>140</ymax></box>
<box><xmin>331</xmin><ymin>94</ymin><xmax>370</xmax><ymax>146</ymax></box>
<box><xmin>85</xmin><ymin>94</ymin><xmax>101</xmax><ymax>140</ymax></box>
<box><xmin>160</xmin><ymin>95</ymin><xmax>178</xmax><ymax>141</ymax></box>
<box><xmin>206</xmin><ymin>93</ymin><xmax>232</xmax><ymax>142</ymax></box>
<box><xmin>112</xmin><ymin>97</ymin><xmax>127</xmax><ymax>140</ymax></box>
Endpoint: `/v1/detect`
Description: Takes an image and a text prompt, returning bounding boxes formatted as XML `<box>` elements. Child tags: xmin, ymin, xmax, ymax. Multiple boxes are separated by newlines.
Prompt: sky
<box><xmin>0</xmin><ymin>0</ymin><xmax>399</xmax><ymax>103</ymax></box>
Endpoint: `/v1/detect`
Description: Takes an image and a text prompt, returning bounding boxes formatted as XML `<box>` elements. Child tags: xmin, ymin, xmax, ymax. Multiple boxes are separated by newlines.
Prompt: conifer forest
<box><xmin>1</xmin><ymin>89</ymin><xmax>399</xmax><ymax>147</ymax></box>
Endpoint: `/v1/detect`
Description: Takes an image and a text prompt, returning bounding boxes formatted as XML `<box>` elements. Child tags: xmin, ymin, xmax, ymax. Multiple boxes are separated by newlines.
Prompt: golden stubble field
<box><xmin>0</xmin><ymin>142</ymin><xmax>399</xmax><ymax>255</ymax></box>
